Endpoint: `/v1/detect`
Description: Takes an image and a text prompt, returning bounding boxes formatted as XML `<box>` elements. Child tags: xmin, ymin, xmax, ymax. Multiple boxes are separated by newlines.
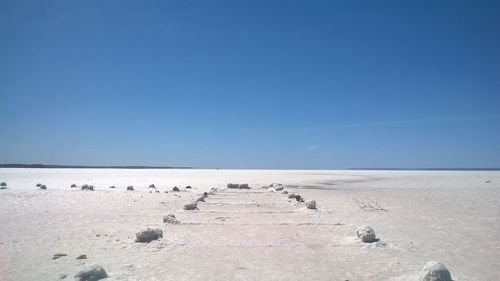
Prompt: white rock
<box><xmin>305</xmin><ymin>200</ymin><xmax>316</xmax><ymax>209</ymax></box>
<box><xmin>239</xmin><ymin>183</ymin><xmax>250</xmax><ymax>189</ymax></box>
<box><xmin>74</xmin><ymin>264</ymin><xmax>108</xmax><ymax>281</ymax></box>
<box><xmin>163</xmin><ymin>214</ymin><xmax>180</xmax><ymax>224</ymax></box>
<box><xmin>81</xmin><ymin>184</ymin><xmax>94</xmax><ymax>191</ymax></box>
<box><xmin>135</xmin><ymin>228</ymin><xmax>163</xmax><ymax>243</ymax></box>
<box><xmin>356</xmin><ymin>225</ymin><xmax>377</xmax><ymax>243</ymax></box>
<box><xmin>419</xmin><ymin>261</ymin><xmax>452</xmax><ymax>281</ymax></box>
<box><xmin>183</xmin><ymin>201</ymin><xmax>198</xmax><ymax>210</ymax></box>
<box><xmin>288</xmin><ymin>193</ymin><xmax>304</xmax><ymax>202</ymax></box>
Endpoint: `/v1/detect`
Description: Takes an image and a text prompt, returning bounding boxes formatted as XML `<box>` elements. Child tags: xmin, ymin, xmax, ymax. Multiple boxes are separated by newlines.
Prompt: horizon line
<box><xmin>1</xmin><ymin>164</ymin><xmax>499</xmax><ymax>171</ymax></box>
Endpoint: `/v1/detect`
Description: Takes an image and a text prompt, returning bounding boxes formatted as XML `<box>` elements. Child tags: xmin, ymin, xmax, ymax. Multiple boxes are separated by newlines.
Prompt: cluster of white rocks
<box><xmin>10</xmin><ymin>178</ymin><xmax>453</xmax><ymax>281</ymax></box>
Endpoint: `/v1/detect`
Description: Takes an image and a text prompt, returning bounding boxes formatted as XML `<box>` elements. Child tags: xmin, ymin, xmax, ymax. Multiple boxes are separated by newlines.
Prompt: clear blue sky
<box><xmin>1</xmin><ymin>0</ymin><xmax>499</xmax><ymax>169</ymax></box>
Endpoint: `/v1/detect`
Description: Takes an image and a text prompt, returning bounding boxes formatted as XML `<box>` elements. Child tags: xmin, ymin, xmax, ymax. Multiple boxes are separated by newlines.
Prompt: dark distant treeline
<box><xmin>0</xmin><ymin>164</ymin><xmax>194</xmax><ymax>169</ymax></box>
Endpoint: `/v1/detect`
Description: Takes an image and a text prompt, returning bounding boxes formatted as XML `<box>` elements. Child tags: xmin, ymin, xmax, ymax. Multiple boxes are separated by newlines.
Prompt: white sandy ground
<box><xmin>0</xmin><ymin>169</ymin><xmax>499</xmax><ymax>281</ymax></box>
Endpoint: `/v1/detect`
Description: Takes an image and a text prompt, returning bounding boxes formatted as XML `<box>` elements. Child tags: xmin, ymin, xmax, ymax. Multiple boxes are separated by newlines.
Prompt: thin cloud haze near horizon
<box><xmin>0</xmin><ymin>1</ymin><xmax>499</xmax><ymax>169</ymax></box>
<box><xmin>270</xmin><ymin>114</ymin><xmax>500</xmax><ymax>134</ymax></box>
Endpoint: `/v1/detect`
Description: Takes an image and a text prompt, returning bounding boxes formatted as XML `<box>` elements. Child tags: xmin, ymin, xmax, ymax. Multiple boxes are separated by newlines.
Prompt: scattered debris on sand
<box><xmin>52</xmin><ymin>253</ymin><xmax>67</xmax><ymax>260</ymax></box>
<box><xmin>163</xmin><ymin>214</ymin><xmax>180</xmax><ymax>224</ymax></box>
<box><xmin>172</xmin><ymin>186</ymin><xmax>180</xmax><ymax>192</ymax></box>
<box><xmin>419</xmin><ymin>261</ymin><xmax>452</xmax><ymax>281</ymax></box>
<box><xmin>306</xmin><ymin>199</ymin><xmax>317</xmax><ymax>209</ymax></box>
<box><xmin>74</xmin><ymin>264</ymin><xmax>108</xmax><ymax>281</ymax></box>
<box><xmin>135</xmin><ymin>228</ymin><xmax>163</xmax><ymax>243</ymax></box>
<box><xmin>58</xmin><ymin>273</ymin><xmax>68</xmax><ymax>279</ymax></box>
<box><xmin>356</xmin><ymin>225</ymin><xmax>377</xmax><ymax>243</ymax></box>
<box><xmin>127</xmin><ymin>186</ymin><xmax>134</xmax><ymax>191</ymax></box>
<box><xmin>81</xmin><ymin>184</ymin><xmax>94</xmax><ymax>191</ymax></box>
<box><xmin>354</xmin><ymin>197</ymin><xmax>388</xmax><ymax>212</ymax></box>
<box><xmin>183</xmin><ymin>201</ymin><xmax>198</xmax><ymax>210</ymax></box>
<box><xmin>261</xmin><ymin>183</ymin><xmax>285</xmax><ymax>191</ymax></box>
<box><xmin>76</xmin><ymin>254</ymin><xmax>87</xmax><ymax>260</ymax></box>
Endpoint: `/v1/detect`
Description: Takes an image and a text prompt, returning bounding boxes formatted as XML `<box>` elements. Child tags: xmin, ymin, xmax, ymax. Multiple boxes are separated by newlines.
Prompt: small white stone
<box><xmin>74</xmin><ymin>264</ymin><xmax>108</xmax><ymax>281</ymax></box>
<box><xmin>163</xmin><ymin>214</ymin><xmax>180</xmax><ymax>224</ymax></box>
<box><xmin>419</xmin><ymin>261</ymin><xmax>452</xmax><ymax>281</ymax></box>
<box><xmin>356</xmin><ymin>225</ymin><xmax>377</xmax><ymax>243</ymax></box>
<box><xmin>135</xmin><ymin>228</ymin><xmax>163</xmax><ymax>243</ymax></box>
<box><xmin>239</xmin><ymin>183</ymin><xmax>250</xmax><ymax>189</ymax></box>
<box><xmin>183</xmin><ymin>201</ymin><xmax>198</xmax><ymax>210</ymax></box>
<box><xmin>81</xmin><ymin>184</ymin><xmax>94</xmax><ymax>191</ymax></box>
<box><xmin>305</xmin><ymin>200</ymin><xmax>316</xmax><ymax>209</ymax></box>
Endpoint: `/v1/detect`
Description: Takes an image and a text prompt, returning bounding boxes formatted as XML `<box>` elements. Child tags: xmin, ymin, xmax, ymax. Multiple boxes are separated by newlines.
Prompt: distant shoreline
<box><xmin>0</xmin><ymin>164</ymin><xmax>499</xmax><ymax>171</ymax></box>
<box><xmin>347</xmin><ymin>168</ymin><xmax>500</xmax><ymax>171</ymax></box>
<box><xmin>0</xmin><ymin>164</ymin><xmax>194</xmax><ymax>169</ymax></box>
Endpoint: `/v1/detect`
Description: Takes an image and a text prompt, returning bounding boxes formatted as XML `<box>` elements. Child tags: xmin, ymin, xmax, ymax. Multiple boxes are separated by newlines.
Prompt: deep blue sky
<box><xmin>1</xmin><ymin>0</ymin><xmax>499</xmax><ymax>169</ymax></box>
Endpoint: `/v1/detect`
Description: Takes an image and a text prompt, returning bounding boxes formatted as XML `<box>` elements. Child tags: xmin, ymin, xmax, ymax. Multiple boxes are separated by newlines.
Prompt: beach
<box><xmin>0</xmin><ymin>169</ymin><xmax>499</xmax><ymax>280</ymax></box>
